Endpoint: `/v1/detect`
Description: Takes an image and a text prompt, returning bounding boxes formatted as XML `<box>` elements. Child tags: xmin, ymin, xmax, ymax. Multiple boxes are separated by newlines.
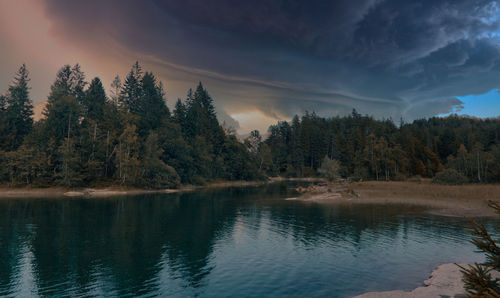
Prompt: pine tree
<box><xmin>46</xmin><ymin>65</ymin><xmax>73</xmax><ymax>106</ymax></box>
<box><xmin>0</xmin><ymin>94</ymin><xmax>6</xmax><ymax>111</ymax></box>
<box><xmin>0</xmin><ymin>95</ymin><xmax>9</xmax><ymax>150</ymax></box>
<box><xmin>458</xmin><ymin>201</ymin><xmax>500</xmax><ymax>297</ymax></box>
<box><xmin>173</xmin><ymin>98</ymin><xmax>186</xmax><ymax>130</ymax></box>
<box><xmin>70</xmin><ymin>64</ymin><xmax>87</xmax><ymax>103</ymax></box>
<box><xmin>185</xmin><ymin>82</ymin><xmax>220</xmax><ymax>138</ymax></box>
<box><xmin>83</xmin><ymin>77</ymin><xmax>107</xmax><ymax>121</ymax></box>
<box><xmin>43</xmin><ymin>66</ymin><xmax>84</xmax><ymax>145</ymax></box>
<box><xmin>5</xmin><ymin>64</ymin><xmax>34</xmax><ymax>150</ymax></box>
<box><xmin>183</xmin><ymin>89</ymin><xmax>196</xmax><ymax>138</ymax></box>
<box><xmin>195</xmin><ymin>82</ymin><xmax>216</xmax><ymax>118</ymax></box>
<box><xmin>137</xmin><ymin>72</ymin><xmax>169</xmax><ymax>135</ymax></box>
<box><xmin>120</xmin><ymin>61</ymin><xmax>143</xmax><ymax>113</ymax></box>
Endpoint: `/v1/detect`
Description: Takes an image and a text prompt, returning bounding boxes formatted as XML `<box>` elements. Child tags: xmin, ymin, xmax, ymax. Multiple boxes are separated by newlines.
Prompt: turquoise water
<box><xmin>0</xmin><ymin>183</ymin><xmax>494</xmax><ymax>297</ymax></box>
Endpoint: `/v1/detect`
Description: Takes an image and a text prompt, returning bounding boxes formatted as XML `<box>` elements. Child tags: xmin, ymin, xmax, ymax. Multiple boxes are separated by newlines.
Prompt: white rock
<box><xmin>355</xmin><ymin>263</ymin><xmax>470</xmax><ymax>298</ymax></box>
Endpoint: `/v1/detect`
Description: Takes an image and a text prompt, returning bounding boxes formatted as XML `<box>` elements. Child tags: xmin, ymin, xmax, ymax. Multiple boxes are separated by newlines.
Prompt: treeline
<box><xmin>1</xmin><ymin>63</ymin><xmax>500</xmax><ymax>188</ymax></box>
<box><xmin>0</xmin><ymin>63</ymin><xmax>263</xmax><ymax>188</ymax></box>
<box><xmin>245</xmin><ymin>111</ymin><xmax>500</xmax><ymax>183</ymax></box>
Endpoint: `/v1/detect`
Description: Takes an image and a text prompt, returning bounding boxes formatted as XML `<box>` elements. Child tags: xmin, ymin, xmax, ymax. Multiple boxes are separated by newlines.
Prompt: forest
<box><xmin>0</xmin><ymin>63</ymin><xmax>499</xmax><ymax>188</ymax></box>
<box><xmin>0</xmin><ymin>63</ymin><xmax>263</xmax><ymax>188</ymax></box>
<box><xmin>257</xmin><ymin>111</ymin><xmax>500</xmax><ymax>183</ymax></box>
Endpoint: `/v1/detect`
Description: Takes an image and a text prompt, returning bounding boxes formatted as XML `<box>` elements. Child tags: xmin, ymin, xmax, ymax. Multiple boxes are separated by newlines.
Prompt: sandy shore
<box><xmin>2</xmin><ymin>180</ymin><xmax>499</xmax><ymax>218</ymax></box>
<box><xmin>292</xmin><ymin>181</ymin><xmax>500</xmax><ymax>217</ymax></box>
<box><xmin>289</xmin><ymin>181</ymin><xmax>500</xmax><ymax>296</ymax></box>
<box><xmin>0</xmin><ymin>187</ymin><xmax>185</xmax><ymax>199</ymax></box>
<box><xmin>0</xmin><ymin>177</ymin><xmax>321</xmax><ymax>199</ymax></box>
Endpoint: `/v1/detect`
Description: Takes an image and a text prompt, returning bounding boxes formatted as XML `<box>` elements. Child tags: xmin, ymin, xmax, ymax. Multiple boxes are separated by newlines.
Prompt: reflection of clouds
<box><xmin>231</xmin><ymin>214</ymin><xmax>246</xmax><ymax>244</ymax></box>
<box><xmin>15</xmin><ymin>242</ymin><xmax>38</xmax><ymax>297</ymax></box>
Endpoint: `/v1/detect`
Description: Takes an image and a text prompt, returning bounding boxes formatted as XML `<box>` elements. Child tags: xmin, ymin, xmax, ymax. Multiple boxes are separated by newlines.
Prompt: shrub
<box><xmin>459</xmin><ymin>201</ymin><xmax>500</xmax><ymax>296</ymax></box>
<box><xmin>458</xmin><ymin>263</ymin><xmax>499</xmax><ymax>297</ymax></box>
<box><xmin>141</xmin><ymin>163</ymin><xmax>180</xmax><ymax>189</ymax></box>
<box><xmin>318</xmin><ymin>156</ymin><xmax>340</xmax><ymax>181</ymax></box>
<box><xmin>432</xmin><ymin>169</ymin><xmax>468</xmax><ymax>185</ymax></box>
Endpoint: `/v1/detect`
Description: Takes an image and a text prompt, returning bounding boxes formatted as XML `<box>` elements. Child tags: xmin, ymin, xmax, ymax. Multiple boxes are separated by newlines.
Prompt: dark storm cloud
<box><xmin>40</xmin><ymin>0</ymin><xmax>500</xmax><ymax>121</ymax></box>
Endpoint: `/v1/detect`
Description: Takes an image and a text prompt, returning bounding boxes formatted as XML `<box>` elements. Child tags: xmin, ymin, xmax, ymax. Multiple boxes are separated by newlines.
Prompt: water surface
<box><xmin>0</xmin><ymin>182</ymin><xmax>495</xmax><ymax>297</ymax></box>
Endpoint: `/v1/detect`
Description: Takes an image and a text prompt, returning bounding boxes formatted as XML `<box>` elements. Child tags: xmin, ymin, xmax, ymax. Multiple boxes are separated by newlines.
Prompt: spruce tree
<box><xmin>137</xmin><ymin>72</ymin><xmax>169</xmax><ymax>135</ymax></box>
<box><xmin>186</xmin><ymin>82</ymin><xmax>223</xmax><ymax>141</ymax></box>
<box><xmin>84</xmin><ymin>77</ymin><xmax>107</xmax><ymax>121</ymax></box>
<box><xmin>79</xmin><ymin>78</ymin><xmax>108</xmax><ymax>182</ymax></box>
<box><xmin>458</xmin><ymin>201</ymin><xmax>500</xmax><ymax>296</ymax></box>
<box><xmin>43</xmin><ymin>66</ymin><xmax>84</xmax><ymax>144</ymax></box>
<box><xmin>70</xmin><ymin>64</ymin><xmax>87</xmax><ymax>103</ymax></box>
<box><xmin>195</xmin><ymin>82</ymin><xmax>217</xmax><ymax>118</ymax></box>
<box><xmin>0</xmin><ymin>95</ymin><xmax>9</xmax><ymax>149</ymax></box>
<box><xmin>5</xmin><ymin>64</ymin><xmax>34</xmax><ymax>150</ymax></box>
<box><xmin>173</xmin><ymin>99</ymin><xmax>186</xmax><ymax>128</ymax></box>
<box><xmin>0</xmin><ymin>94</ymin><xmax>6</xmax><ymax>111</ymax></box>
<box><xmin>45</xmin><ymin>65</ymin><xmax>73</xmax><ymax>107</ymax></box>
<box><xmin>120</xmin><ymin>61</ymin><xmax>143</xmax><ymax>113</ymax></box>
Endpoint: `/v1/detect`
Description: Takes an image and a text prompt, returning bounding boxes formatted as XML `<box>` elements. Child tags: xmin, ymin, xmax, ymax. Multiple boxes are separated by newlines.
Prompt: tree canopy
<box><xmin>1</xmin><ymin>63</ymin><xmax>500</xmax><ymax>188</ymax></box>
<box><xmin>0</xmin><ymin>63</ymin><xmax>263</xmax><ymax>188</ymax></box>
<box><xmin>260</xmin><ymin>110</ymin><xmax>500</xmax><ymax>183</ymax></box>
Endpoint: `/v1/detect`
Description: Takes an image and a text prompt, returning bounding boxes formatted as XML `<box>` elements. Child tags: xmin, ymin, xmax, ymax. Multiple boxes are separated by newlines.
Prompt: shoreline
<box><xmin>355</xmin><ymin>262</ymin><xmax>500</xmax><ymax>298</ymax></box>
<box><xmin>0</xmin><ymin>177</ymin><xmax>321</xmax><ymax>199</ymax></box>
<box><xmin>2</xmin><ymin>180</ymin><xmax>499</xmax><ymax>296</ymax></box>
<box><xmin>354</xmin><ymin>263</ymin><xmax>467</xmax><ymax>298</ymax></box>
<box><xmin>1</xmin><ymin>180</ymin><xmax>499</xmax><ymax>218</ymax></box>
<box><xmin>291</xmin><ymin>181</ymin><xmax>500</xmax><ymax>217</ymax></box>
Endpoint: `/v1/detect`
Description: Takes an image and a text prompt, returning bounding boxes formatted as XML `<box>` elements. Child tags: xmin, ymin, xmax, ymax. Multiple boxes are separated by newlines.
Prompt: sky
<box><xmin>1</xmin><ymin>0</ymin><xmax>500</xmax><ymax>133</ymax></box>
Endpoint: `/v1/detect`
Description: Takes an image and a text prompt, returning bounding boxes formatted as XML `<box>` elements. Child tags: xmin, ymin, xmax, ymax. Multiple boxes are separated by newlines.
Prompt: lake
<box><xmin>0</xmin><ymin>182</ymin><xmax>494</xmax><ymax>297</ymax></box>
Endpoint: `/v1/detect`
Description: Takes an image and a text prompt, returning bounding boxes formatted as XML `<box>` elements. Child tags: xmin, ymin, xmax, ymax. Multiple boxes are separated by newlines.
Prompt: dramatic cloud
<box><xmin>3</xmin><ymin>0</ymin><xmax>500</xmax><ymax>132</ymax></box>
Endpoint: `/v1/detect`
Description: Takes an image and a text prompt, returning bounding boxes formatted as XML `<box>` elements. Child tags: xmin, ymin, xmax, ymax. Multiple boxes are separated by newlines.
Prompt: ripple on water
<box><xmin>0</xmin><ymin>184</ymin><xmax>497</xmax><ymax>297</ymax></box>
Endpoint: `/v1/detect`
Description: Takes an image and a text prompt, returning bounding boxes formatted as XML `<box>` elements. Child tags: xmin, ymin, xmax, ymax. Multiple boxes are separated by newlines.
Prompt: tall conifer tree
<box><xmin>84</xmin><ymin>77</ymin><xmax>107</xmax><ymax>121</ymax></box>
<box><xmin>120</xmin><ymin>61</ymin><xmax>143</xmax><ymax>113</ymax></box>
<box><xmin>5</xmin><ymin>64</ymin><xmax>34</xmax><ymax>150</ymax></box>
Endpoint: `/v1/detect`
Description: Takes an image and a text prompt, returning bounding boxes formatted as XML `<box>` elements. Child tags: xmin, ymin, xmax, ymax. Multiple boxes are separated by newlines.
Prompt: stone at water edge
<box><xmin>354</xmin><ymin>263</ymin><xmax>476</xmax><ymax>298</ymax></box>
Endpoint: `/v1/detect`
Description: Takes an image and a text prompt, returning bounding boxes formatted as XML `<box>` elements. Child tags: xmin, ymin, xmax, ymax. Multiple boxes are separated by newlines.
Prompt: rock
<box><xmin>354</xmin><ymin>263</ymin><xmax>474</xmax><ymax>298</ymax></box>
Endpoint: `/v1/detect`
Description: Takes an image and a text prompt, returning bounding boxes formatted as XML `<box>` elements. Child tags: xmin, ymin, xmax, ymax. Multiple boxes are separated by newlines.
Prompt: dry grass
<box><xmin>298</xmin><ymin>181</ymin><xmax>500</xmax><ymax>217</ymax></box>
<box><xmin>353</xmin><ymin>181</ymin><xmax>500</xmax><ymax>202</ymax></box>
